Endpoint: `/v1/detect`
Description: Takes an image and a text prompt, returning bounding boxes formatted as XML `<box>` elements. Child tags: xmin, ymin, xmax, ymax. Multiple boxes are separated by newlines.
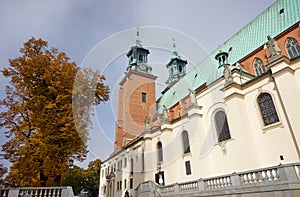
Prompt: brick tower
<box><xmin>114</xmin><ymin>29</ymin><xmax>157</xmax><ymax>151</ymax></box>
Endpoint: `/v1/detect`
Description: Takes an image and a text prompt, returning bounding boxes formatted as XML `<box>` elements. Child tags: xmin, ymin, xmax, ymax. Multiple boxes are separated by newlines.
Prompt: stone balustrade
<box><xmin>0</xmin><ymin>186</ymin><xmax>73</xmax><ymax>197</ymax></box>
<box><xmin>204</xmin><ymin>176</ymin><xmax>232</xmax><ymax>189</ymax></box>
<box><xmin>239</xmin><ymin>167</ymin><xmax>280</xmax><ymax>184</ymax></box>
<box><xmin>135</xmin><ymin>162</ymin><xmax>300</xmax><ymax>197</ymax></box>
<box><xmin>178</xmin><ymin>181</ymin><xmax>198</xmax><ymax>192</ymax></box>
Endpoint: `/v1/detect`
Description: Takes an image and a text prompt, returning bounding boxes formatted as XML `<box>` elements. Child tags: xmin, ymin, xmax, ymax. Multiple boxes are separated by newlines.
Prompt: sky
<box><xmin>0</xmin><ymin>0</ymin><xmax>277</xmax><ymax>169</ymax></box>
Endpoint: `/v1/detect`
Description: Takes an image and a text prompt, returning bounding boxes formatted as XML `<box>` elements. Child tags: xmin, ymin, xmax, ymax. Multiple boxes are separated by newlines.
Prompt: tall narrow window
<box><xmin>130</xmin><ymin>178</ymin><xmax>133</xmax><ymax>189</ymax></box>
<box><xmin>142</xmin><ymin>92</ymin><xmax>146</xmax><ymax>103</ymax></box>
<box><xmin>185</xmin><ymin>161</ymin><xmax>191</xmax><ymax>175</ymax></box>
<box><xmin>130</xmin><ymin>158</ymin><xmax>134</xmax><ymax>175</ymax></box>
<box><xmin>142</xmin><ymin>152</ymin><xmax>145</xmax><ymax>172</ymax></box>
<box><xmin>182</xmin><ymin>130</ymin><xmax>190</xmax><ymax>154</ymax></box>
<box><xmin>258</xmin><ymin>93</ymin><xmax>279</xmax><ymax>126</ymax></box>
<box><xmin>253</xmin><ymin>58</ymin><xmax>265</xmax><ymax>76</ymax></box>
<box><xmin>286</xmin><ymin>38</ymin><xmax>300</xmax><ymax>59</ymax></box>
<box><xmin>214</xmin><ymin>110</ymin><xmax>231</xmax><ymax>142</ymax></box>
<box><xmin>157</xmin><ymin>141</ymin><xmax>163</xmax><ymax>162</ymax></box>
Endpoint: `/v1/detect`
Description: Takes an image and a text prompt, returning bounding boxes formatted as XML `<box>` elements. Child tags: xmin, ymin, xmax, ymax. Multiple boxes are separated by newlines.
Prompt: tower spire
<box><xmin>126</xmin><ymin>27</ymin><xmax>152</xmax><ymax>75</ymax></box>
<box><xmin>165</xmin><ymin>40</ymin><xmax>187</xmax><ymax>86</ymax></box>
<box><xmin>172</xmin><ymin>38</ymin><xmax>179</xmax><ymax>57</ymax></box>
<box><xmin>136</xmin><ymin>27</ymin><xmax>142</xmax><ymax>46</ymax></box>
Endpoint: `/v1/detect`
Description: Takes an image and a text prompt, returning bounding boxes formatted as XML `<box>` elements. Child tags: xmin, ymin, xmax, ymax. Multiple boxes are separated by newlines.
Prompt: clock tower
<box><xmin>114</xmin><ymin>29</ymin><xmax>157</xmax><ymax>151</ymax></box>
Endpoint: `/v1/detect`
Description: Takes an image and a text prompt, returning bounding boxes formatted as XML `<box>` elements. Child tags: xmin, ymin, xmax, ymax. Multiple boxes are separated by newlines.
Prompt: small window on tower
<box><xmin>142</xmin><ymin>92</ymin><xmax>146</xmax><ymax>103</ymax></box>
<box><xmin>139</xmin><ymin>55</ymin><xmax>143</xmax><ymax>62</ymax></box>
<box><xmin>179</xmin><ymin>65</ymin><xmax>182</xmax><ymax>73</ymax></box>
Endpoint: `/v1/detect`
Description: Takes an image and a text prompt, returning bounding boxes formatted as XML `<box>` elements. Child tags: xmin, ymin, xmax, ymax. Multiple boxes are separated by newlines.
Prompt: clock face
<box><xmin>140</xmin><ymin>64</ymin><xmax>146</xmax><ymax>70</ymax></box>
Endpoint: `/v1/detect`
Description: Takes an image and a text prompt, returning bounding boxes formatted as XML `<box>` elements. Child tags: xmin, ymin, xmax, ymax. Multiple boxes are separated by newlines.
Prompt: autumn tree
<box><xmin>0</xmin><ymin>38</ymin><xmax>109</xmax><ymax>187</ymax></box>
<box><xmin>62</xmin><ymin>165</ymin><xmax>83</xmax><ymax>195</ymax></box>
<box><xmin>82</xmin><ymin>159</ymin><xmax>101</xmax><ymax>197</ymax></box>
<box><xmin>0</xmin><ymin>163</ymin><xmax>7</xmax><ymax>186</ymax></box>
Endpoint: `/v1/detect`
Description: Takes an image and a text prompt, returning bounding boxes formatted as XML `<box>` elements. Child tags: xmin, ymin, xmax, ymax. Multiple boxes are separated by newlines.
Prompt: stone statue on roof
<box><xmin>162</xmin><ymin>105</ymin><xmax>168</xmax><ymax>122</ymax></box>
<box><xmin>266</xmin><ymin>35</ymin><xmax>282</xmax><ymax>60</ymax></box>
<box><xmin>223</xmin><ymin>64</ymin><xmax>233</xmax><ymax>85</ymax></box>
<box><xmin>188</xmin><ymin>88</ymin><xmax>197</xmax><ymax>106</ymax></box>
<box><xmin>145</xmin><ymin>117</ymin><xmax>151</xmax><ymax>131</ymax></box>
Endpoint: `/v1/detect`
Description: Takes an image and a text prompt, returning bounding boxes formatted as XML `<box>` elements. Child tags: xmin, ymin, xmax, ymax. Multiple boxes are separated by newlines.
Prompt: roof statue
<box><xmin>223</xmin><ymin>64</ymin><xmax>233</xmax><ymax>85</ymax></box>
<box><xmin>188</xmin><ymin>88</ymin><xmax>197</xmax><ymax>106</ymax></box>
<box><xmin>265</xmin><ymin>35</ymin><xmax>282</xmax><ymax>62</ymax></box>
<box><xmin>162</xmin><ymin>105</ymin><xmax>168</xmax><ymax>123</ymax></box>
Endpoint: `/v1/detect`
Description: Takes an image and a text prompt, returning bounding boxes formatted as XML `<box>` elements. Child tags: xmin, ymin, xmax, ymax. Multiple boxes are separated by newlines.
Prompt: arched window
<box><xmin>157</xmin><ymin>141</ymin><xmax>163</xmax><ymax>162</ymax></box>
<box><xmin>257</xmin><ymin>93</ymin><xmax>279</xmax><ymax>126</ymax></box>
<box><xmin>285</xmin><ymin>38</ymin><xmax>300</xmax><ymax>59</ymax></box>
<box><xmin>179</xmin><ymin>65</ymin><xmax>182</xmax><ymax>73</ymax></box>
<box><xmin>182</xmin><ymin>130</ymin><xmax>190</xmax><ymax>154</ymax></box>
<box><xmin>138</xmin><ymin>55</ymin><xmax>143</xmax><ymax>62</ymax></box>
<box><xmin>214</xmin><ymin>110</ymin><xmax>231</xmax><ymax>142</ymax></box>
<box><xmin>253</xmin><ymin>58</ymin><xmax>265</xmax><ymax>76</ymax></box>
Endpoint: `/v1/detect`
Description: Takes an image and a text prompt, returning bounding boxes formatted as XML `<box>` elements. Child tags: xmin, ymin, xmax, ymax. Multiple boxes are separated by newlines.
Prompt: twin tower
<box><xmin>114</xmin><ymin>31</ymin><xmax>187</xmax><ymax>151</ymax></box>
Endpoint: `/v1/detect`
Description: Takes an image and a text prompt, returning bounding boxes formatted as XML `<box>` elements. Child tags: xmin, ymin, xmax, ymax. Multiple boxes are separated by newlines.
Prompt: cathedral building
<box><xmin>99</xmin><ymin>0</ymin><xmax>300</xmax><ymax>196</ymax></box>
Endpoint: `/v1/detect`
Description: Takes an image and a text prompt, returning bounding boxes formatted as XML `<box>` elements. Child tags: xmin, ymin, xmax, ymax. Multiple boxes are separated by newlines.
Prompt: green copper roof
<box><xmin>157</xmin><ymin>0</ymin><xmax>300</xmax><ymax>113</ymax></box>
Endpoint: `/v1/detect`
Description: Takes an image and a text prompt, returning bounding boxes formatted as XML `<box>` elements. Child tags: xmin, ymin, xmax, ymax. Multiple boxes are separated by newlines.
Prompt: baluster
<box><xmin>206</xmin><ymin>180</ymin><xmax>210</xmax><ymax>189</ymax></box>
<box><xmin>244</xmin><ymin>174</ymin><xmax>249</xmax><ymax>184</ymax></box>
<box><xmin>210</xmin><ymin>180</ymin><xmax>214</xmax><ymax>189</ymax></box>
<box><xmin>268</xmin><ymin>169</ymin><xmax>275</xmax><ymax>181</ymax></box>
<box><xmin>257</xmin><ymin>171</ymin><xmax>263</xmax><ymax>182</ymax></box>
<box><xmin>261</xmin><ymin>171</ymin><xmax>267</xmax><ymax>181</ymax></box>
<box><xmin>273</xmin><ymin>169</ymin><xmax>280</xmax><ymax>180</ymax></box>
<box><xmin>253</xmin><ymin>172</ymin><xmax>259</xmax><ymax>182</ymax></box>
<box><xmin>248</xmin><ymin>173</ymin><xmax>253</xmax><ymax>183</ymax></box>
<box><xmin>212</xmin><ymin>179</ymin><xmax>216</xmax><ymax>188</ymax></box>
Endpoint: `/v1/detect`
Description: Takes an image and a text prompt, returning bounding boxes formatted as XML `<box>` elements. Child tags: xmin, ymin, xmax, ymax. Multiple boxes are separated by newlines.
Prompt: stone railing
<box><xmin>0</xmin><ymin>186</ymin><xmax>74</xmax><ymax>197</ymax></box>
<box><xmin>239</xmin><ymin>166</ymin><xmax>280</xmax><ymax>184</ymax></box>
<box><xmin>178</xmin><ymin>181</ymin><xmax>198</xmax><ymax>192</ymax></box>
<box><xmin>204</xmin><ymin>175</ymin><xmax>232</xmax><ymax>189</ymax></box>
<box><xmin>135</xmin><ymin>162</ymin><xmax>300</xmax><ymax>197</ymax></box>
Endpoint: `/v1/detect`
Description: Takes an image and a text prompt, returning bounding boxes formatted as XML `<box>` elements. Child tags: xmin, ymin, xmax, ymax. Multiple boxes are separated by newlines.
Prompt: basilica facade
<box><xmin>99</xmin><ymin>0</ymin><xmax>300</xmax><ymax>196</ymax></box>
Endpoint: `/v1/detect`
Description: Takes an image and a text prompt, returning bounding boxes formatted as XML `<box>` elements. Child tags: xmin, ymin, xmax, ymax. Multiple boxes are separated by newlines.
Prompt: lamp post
<box><xmin>68</xmin><ymin>159</ymin><xmax>74</xmax><ymax>169</ymax></box>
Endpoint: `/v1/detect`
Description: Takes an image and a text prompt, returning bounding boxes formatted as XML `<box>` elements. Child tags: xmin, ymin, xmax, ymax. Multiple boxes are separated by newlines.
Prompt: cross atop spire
<box><xmin>136</xmin><ymin>27</ymin><xmax>142</xmax><ymax>46</ymax></box>
<box><xmin>172</xmin><ymin>38</ymin><xmax>178</xmax><ymax>57</ymax></box>
<box><xmin>172</xmin><ymin>38</ymin><xmax>176</xmax><ymax>50</ymax></box>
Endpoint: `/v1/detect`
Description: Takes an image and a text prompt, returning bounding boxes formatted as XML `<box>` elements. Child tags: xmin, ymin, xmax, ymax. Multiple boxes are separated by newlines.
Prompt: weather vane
<box><xmin>136</xmin><ymin>27</ymin><xmax>141</xmax><ymax>46</ymax></box>
<box><xmin>172</xmin><ymin>38</ymin><xmax>176</xmax><ymax>50</ymax></box>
